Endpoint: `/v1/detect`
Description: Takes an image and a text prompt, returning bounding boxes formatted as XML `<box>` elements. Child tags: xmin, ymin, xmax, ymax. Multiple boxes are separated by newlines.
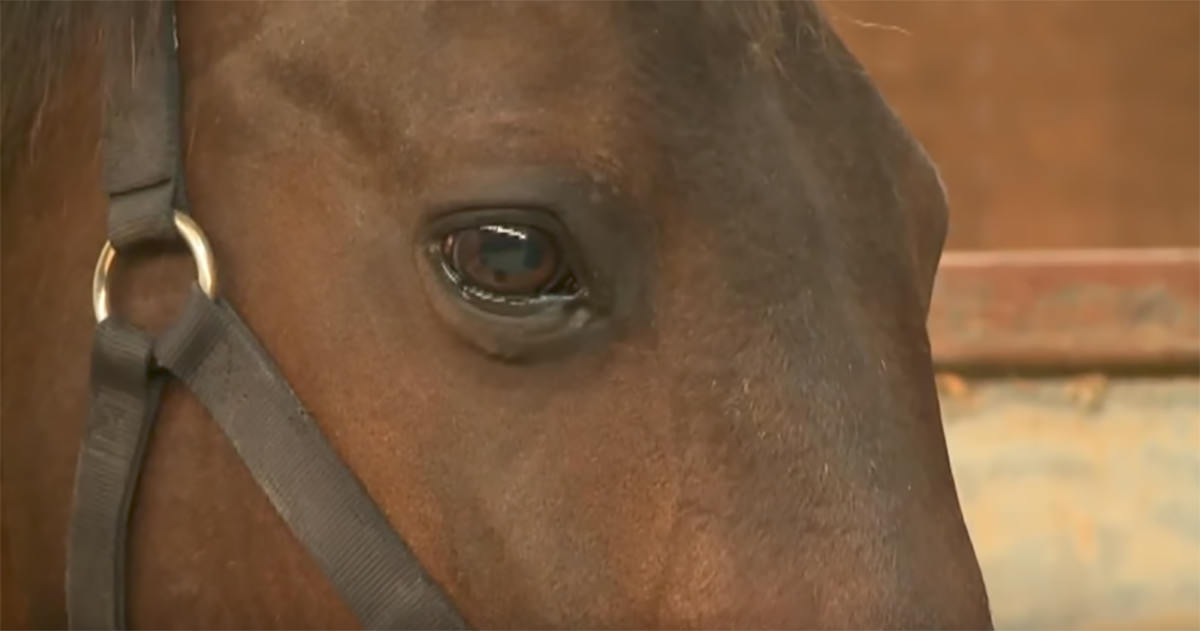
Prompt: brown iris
<box><xmin>441</xmin><ymin>224</ymin><xmax>567</xmax><ymax>296</ymax></box>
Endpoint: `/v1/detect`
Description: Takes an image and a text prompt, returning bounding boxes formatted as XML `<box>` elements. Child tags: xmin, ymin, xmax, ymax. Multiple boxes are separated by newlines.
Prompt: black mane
<box><xmin>1</xmin><ymin>2</ymin><xmax>159</xmax><ymax>179</ymax></box>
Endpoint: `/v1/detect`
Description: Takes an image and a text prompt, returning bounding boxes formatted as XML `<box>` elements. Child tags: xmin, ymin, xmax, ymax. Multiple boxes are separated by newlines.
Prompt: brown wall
<box><xmin>825</xmin><ymin>0</ymin><xmax>1199</xmax><ymax>251</ymax></box>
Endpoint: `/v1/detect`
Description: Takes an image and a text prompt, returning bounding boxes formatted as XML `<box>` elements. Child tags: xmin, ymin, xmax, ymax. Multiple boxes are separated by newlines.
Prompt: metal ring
<box><xmin>92</xmin><ymin>211</ymin><xmax>219</xmax><ymax>323</ymax></box>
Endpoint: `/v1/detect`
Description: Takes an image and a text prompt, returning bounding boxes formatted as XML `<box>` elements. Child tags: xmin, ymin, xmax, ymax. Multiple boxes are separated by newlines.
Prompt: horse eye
<box><xmin>437</xmin><ymin>224</ymin><xmax>581</xmax><ymax>307</ymax></box>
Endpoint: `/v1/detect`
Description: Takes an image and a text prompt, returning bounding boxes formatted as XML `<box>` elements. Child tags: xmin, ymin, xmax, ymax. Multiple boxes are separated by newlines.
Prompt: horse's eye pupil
<box><xmin>444</xmin><ymin>224</ymin><xmax>565</xmax><ymax>296</ymax></box>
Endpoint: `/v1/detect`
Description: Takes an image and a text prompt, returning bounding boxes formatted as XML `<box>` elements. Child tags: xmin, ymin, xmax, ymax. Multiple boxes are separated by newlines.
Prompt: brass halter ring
<box><xmin>91</xmin><ymin>211</ymin><xmax>219</xmax><ymax>323</ymax></box>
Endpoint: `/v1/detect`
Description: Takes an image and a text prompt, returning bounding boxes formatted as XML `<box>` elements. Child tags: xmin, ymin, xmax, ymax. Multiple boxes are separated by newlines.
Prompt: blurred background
<box><xmin>823</xmin><ymin>2</ymin><xmax>1199</xmax><ymax>629</ymax></box>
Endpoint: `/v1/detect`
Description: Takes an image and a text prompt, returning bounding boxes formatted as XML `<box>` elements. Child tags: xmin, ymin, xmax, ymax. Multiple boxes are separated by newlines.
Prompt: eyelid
<box><xmin>410</xmin><ymin>167</ymin><xmax>642</xmax><ymax>360</ymax></box>
<box><xmin>421</xmin><ymin>206</ymin><xmax>573</xmax><ymax>242</ymax></box>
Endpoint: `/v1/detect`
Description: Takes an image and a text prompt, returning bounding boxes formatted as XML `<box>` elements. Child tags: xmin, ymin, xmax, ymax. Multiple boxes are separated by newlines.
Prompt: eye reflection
<box><xmin>437</xmin><ymin>224</ymin><xmax>581</xmax><ymax>306</ymax></box>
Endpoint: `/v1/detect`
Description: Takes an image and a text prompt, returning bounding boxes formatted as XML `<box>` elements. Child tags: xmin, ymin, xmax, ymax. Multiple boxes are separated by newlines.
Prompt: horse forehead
<box><xmin>183</xmin><ymin>1</ymin><xmax>927</xmax><ymax>254</ymax></box>
<box><xmin>184</xmin><ymin>4</ymin><xmax>841</xmax><ymax>172</ymax></box>
<box><xmin>185</xmin><ymin>0</ymin><xmax>856</xmax><ymax>150</ymax></box>
<box><xmin>191</xmin><ymin>1</ymin><xmax>823</xmax><ymax>69</ymax></box>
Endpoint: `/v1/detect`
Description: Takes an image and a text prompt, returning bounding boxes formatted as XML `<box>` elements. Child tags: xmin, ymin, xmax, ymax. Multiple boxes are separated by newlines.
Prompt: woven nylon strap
<box><xmin>102</xmin><ymin>0</ymin><xmax>186</xmax><ymax>248</ymax></box>
<box><xmin>66</xmin><ymin>321</ymin><xmax>167</xmax><ymax>628</ymax></box>
<box><xmin>65</xmin><ymin>2</ymin><xmax>465</xmax><ymax>627</ymax></box>
<box><xmin>155</xmin><ymin>290</ymin><xmax>464</xmax><ymax>628</ymax></box>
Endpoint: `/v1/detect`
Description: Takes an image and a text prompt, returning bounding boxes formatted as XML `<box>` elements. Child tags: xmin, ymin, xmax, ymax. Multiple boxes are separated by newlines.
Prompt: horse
<box><xmin>1</xmin><ymin>1</ymin><xmax>992</xmax><ymax>627</ymax></box>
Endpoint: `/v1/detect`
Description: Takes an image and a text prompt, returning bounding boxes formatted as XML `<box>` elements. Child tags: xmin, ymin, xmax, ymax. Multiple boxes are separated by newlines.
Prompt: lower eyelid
<box><xmin>428</xmin><ymin>234</ymin><xmax>586</xmax><ymax>317</ymax></box>
<box><xmin>441</xmin><ymin>260</ymin><xmax>586</xmax><ymax>305</ymax></box>
<box><xmin>459</xmin><ymin>283</ymin><xmax>582</xmax><ymax>308</ymax></box>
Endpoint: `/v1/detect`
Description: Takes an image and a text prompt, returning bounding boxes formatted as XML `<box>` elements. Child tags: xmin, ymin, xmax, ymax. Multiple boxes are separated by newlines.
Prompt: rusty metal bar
<box><xmin>928</xmin><ymin>248</ymin><xmax>1200</xmax><ymax>368</ymax></box>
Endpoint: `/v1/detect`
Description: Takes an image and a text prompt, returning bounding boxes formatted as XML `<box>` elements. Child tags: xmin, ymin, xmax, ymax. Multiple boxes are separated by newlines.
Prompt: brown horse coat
<box><xmin>2</xmin><ymin>2</ymin><xmax>990</xmax><ymax>627</ymax></box>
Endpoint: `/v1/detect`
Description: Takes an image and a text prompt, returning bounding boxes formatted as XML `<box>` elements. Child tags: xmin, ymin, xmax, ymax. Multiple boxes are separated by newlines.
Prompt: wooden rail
<box><xmin>928</xmin><ymin>248</ymin><xmax>1200</xmax><ymax>368</ymax></box>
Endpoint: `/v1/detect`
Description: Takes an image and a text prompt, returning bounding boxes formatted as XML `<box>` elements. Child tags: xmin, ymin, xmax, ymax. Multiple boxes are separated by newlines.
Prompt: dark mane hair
<box><xmin>1</xmin><ymin>1</ymin><xmax>159</xmax><ymax>180</ymax></box>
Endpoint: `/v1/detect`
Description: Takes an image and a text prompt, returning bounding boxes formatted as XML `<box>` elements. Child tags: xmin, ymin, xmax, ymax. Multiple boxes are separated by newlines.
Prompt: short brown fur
<box><xmin>3</xmin><ymin>2</ymin><xmax>990</xmax><ymax>628</ymax></box>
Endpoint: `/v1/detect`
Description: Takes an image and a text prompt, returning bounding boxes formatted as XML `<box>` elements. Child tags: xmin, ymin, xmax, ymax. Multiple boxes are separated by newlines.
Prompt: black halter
<box><xmin>65</xmin><ymin>3</ymin><xmax>465</xmax><ymax>627</ymax></box>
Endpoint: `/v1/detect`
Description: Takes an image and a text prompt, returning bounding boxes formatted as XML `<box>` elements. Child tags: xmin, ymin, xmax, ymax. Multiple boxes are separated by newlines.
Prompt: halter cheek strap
<box><xmin>65</xmin><ymin>3</ymin><xmax>465</xmax><ymax>628</ymax></box>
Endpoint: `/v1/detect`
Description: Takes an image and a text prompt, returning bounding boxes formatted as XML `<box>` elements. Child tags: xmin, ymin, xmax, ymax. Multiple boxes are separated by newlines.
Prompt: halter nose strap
<box><xmin>65</xmin><ymin>3</ymin><xmax>466</xmax><ymax>628</ymax></box>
